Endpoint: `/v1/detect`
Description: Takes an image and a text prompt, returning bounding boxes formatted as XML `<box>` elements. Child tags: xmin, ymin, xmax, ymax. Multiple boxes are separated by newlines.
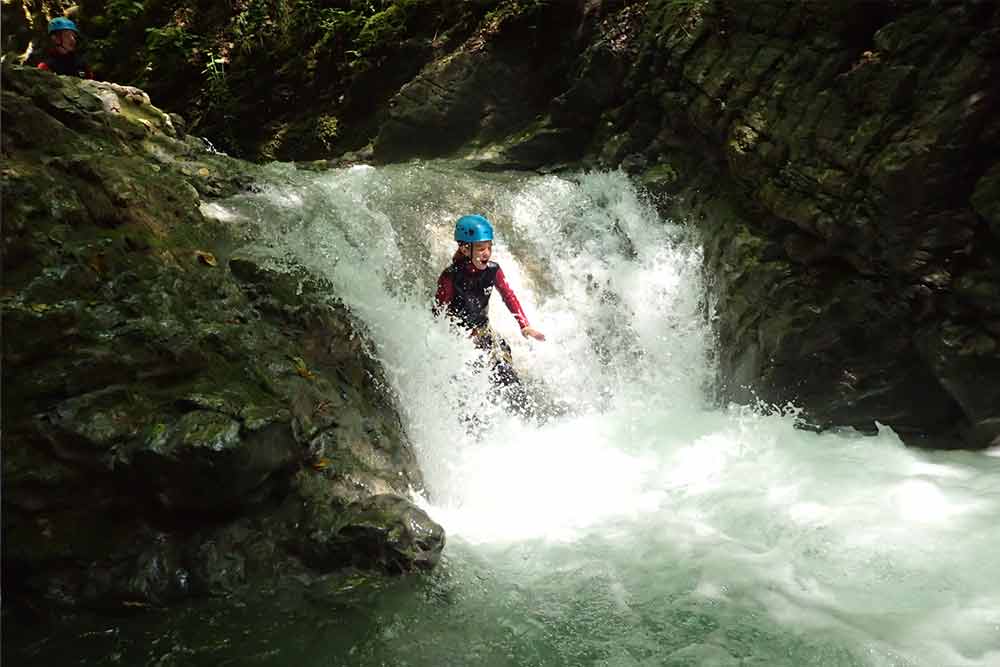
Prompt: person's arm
<box><xmin>433</xmin><ymin>270</ymin><xmax>454</xmax><ymax>316</ymax></box>
<box><xmin>495</xmin><ymin>267</ymin><xmax>545</xmax><ymax>340</ymax></box>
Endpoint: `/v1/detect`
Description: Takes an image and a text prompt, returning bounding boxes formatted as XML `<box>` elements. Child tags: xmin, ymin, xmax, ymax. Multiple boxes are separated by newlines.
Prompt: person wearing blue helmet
<box><xmin>37</xmin><ymin>17</ymin><xmax>93</xmax><ymax>79</ymax></box>
<box><xmin>434</xmin><ymin>214</ymin><xmax>545</xmax><ymax>407</ymax></box>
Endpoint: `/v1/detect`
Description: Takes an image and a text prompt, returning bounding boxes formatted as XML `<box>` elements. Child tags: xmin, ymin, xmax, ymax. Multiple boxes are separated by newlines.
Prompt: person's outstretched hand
<box><xmin>521</xmin><ymin>326</ymin><xmax>546</xmax><ymax>341</ymax></box>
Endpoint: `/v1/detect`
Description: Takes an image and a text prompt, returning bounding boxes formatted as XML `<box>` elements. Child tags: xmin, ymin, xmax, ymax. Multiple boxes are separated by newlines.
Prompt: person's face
<box><xmin>51</xmin><ymin>30</ymin><xmax>77</xmax><ymax>54</ymax></box>
<box><xmin>463</xmin><ymin>241</ymin><xmax>492</xmax><ymax>269</ymax></box>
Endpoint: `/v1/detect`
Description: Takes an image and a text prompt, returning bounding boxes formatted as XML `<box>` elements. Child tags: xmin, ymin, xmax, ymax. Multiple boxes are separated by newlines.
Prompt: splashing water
<box><xmin>199</xmin><ymin>161</ymin><xmax>1000</xmax><ymax>666</ymax></box>
<box><xmin>19</xmin><ymin>162</ymin><xmax>999</xmax><ymax>666</ymax></box>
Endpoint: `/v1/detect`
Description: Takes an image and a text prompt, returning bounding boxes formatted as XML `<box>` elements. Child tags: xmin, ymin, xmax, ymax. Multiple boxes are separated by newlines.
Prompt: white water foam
<box><xmin>211</xmin><ymin>161</ymin><xmax>1000</xmax><ymax>666</ymax></box>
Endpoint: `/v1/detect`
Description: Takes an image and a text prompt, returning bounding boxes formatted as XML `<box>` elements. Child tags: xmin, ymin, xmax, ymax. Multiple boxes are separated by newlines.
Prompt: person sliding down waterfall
<box><xmin>433</xmin><ymin>214</ymin><xmax>546</xmax><ymax>420</ymax></box>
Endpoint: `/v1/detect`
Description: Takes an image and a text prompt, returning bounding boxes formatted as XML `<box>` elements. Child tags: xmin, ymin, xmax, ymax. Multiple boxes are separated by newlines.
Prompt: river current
<box><xmin>13</xmin><ymin>162</ymin><xmax>1000</xmax><ymax>666</ymax></box>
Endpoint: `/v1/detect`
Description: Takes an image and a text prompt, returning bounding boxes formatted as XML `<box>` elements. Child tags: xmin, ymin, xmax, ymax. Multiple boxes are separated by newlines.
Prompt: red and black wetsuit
<box><xmin>37</xmin><ymin>49</ymin><xmax>93</xmax><ymax>79</ymax></box>
<box><xmin>435</xmin><ymin>259</ymin><xmax>530</xmax><ymax>391</ymax></box>
<box><xmin>434</xmin><ymin>259</ymin><xmax>529</xmax><ymax>332</ymax></box>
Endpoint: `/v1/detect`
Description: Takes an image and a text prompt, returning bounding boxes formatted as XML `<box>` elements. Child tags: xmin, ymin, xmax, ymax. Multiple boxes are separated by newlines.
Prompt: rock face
<box><xmin>362</xmin><ymin>0</ymin><xmax>1000</xmax><ymax>449</ymax></box>
<box><xmin>1</xmin><ymin>65</ymin><xmax>443</xmax><ymax>614</ymax></box>
<box><xmin>372</xmin><ymin>1</ymin><xmax>634</xmax><ymax>166</ymax></box>
<box><xmin>625</xmin><ymin>0</ymin><xmax>1000</xmax><ymax>448</ymax></box>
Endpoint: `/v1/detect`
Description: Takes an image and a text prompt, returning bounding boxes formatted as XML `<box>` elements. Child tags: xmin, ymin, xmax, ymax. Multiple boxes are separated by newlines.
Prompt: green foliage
<box><xmin>232</xmin><ymin>0</ymin><xmax>278</xmax><ymax>53</ymax></box>
<box><xmin>200</xmin><ymin>52</ymin><xmax>233</xmax><ymax>119</ymax></box>
<box><xmin>484</xmin><ymin>0</ymin><xmax>550</xmax><ymax>25</ymax></box>
<box><xmin>144</xmin><ymin>25</ymin><xmax>198</xmax><ymax>71</ymax></box>
<box><xmin>85</xmin><ymin>0</ymin><xmax>148</xmax><ymax>70</ymax></box>
<box><xmin>316</xmin><ymin>8</ymin><xmax>364</xmax><ymax>48</ymax></box>
<box><xmin>104</xmin><ymin>0</ymin><xmax>145</xmax><ymax>22</ymax></box>
<box><xmin>79</xmin><ymin>0</ymin><xmax>537</xmax><ymax>159</ymax></box>
<box><xmin>357</xmin><ymin>5</ymin><xmax>406</xmax><ymax>53</ymax></box>
<box><xmin>314</xmin><ymin>114</ymin><xmax>340</xmax><ymax>150</ymax></box>
<box><xmin>189</xmin><ymin>51</ymin><xmax>237</xmax><ymax>152</ymax></box>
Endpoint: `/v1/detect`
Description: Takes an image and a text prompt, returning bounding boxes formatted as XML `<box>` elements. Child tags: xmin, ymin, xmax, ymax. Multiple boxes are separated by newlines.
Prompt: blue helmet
<box><xmin>48</xmin><ymin>17</ymin><xmax>79</xmax><ymax>34</ymax></box>
<box><xmin>454</xmin><ymin>214</ymin><xmax>494</xmax><ymax>243</ymax></box>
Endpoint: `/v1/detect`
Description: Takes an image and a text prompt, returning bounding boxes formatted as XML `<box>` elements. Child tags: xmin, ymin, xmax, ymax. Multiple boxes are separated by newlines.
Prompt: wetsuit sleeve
<box><xmin>494</xmin><ymin>266</ymin><xmax>530</xmax><ymax>329</ymax></box>
<box><xmin>433</xmin><ymin>270</ymin><xmax>454</xmax><ymax>315</ymax></box>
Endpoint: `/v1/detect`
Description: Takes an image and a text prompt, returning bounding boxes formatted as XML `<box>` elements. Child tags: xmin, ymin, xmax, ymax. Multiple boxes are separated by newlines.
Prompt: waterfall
<box><xmin>179</xmin><ymin>160</ymin><xmax>1000</xmax><ymax>666</ymax></box>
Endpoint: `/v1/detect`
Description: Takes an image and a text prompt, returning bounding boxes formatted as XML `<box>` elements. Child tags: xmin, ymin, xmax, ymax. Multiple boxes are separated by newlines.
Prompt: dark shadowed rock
<box><xmin>2</xmin><ymin>64</ymin><xmax>442</xmax><ymax>614</ymax></box>
<box><xmin>299</xmin><ymin>493</ymin><xmax>444</xmax><ymax>574</ymax></box>
<box><xmin>972</xmin><ymin>163</ymin><xmax>1000</xmax><ymax>241</ymax></box>
<box><xmin>618</xmin><ymin>0</ymin><xmax>1000</xmax><ymax>448</ymax></box>
<box><xmin>372</xmin><ymin>1</ymin><xmax>623</xmax><ymax>165</ymax></box>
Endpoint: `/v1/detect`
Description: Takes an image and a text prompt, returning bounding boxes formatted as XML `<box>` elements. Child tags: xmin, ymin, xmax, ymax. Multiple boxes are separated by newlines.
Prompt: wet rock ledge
<box><xmin>1</xmin><ymin>64</ymin><xmax>443</xmax><ymax>614</ymax></box>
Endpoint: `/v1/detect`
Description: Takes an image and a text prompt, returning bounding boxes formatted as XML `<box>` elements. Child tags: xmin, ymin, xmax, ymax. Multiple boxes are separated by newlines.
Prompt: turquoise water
<box><xmin>11</xmin><ymin>162</ymin><xmax>1000</xmax><ymax>666</ymax></box>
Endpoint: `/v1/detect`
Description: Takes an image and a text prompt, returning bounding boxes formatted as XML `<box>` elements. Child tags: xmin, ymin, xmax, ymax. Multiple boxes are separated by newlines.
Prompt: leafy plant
<box><xmin>201</xmin><ymin>53</ymin><xmax>230</xmax><ymax>110</ymax></box>
<box><xmin>144</xmin><ymin>24</ymin><xmax>198</xmax><ymax>73</ymax></box>
<box><xmin>104</xmin><ymin>0</ymin><xmax>146</xmax><ymax>23</ymax></box>
<box><xmin>317</xmin><ymin>8</ymin><xmax>364</xmax><ymax>38</ymax></box>
<box><xmin>314</xmin><ymin>114</ymin><xmax>340</xmax><ymax>150</ymax></box>
<box><xmin>232</xmin><ymin>0</ymin><xmax>277</xmax><ymax>53</ymax></box>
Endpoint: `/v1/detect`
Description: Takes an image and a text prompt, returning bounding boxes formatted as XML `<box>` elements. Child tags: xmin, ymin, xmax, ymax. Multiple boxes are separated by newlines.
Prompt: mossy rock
<box><xmin>3</xmin><ymin>65</ymin><xmax>442</xmax><ymax>614</ymax></box>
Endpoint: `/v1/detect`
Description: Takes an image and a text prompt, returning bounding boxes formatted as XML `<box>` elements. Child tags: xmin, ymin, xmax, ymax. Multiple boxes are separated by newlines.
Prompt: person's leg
<box><xmin>487</xmin><ymin>335</ymin><xmax>541</xmax><ymax>419</ymax></box>
<box><xmin>489</xmin><ymin>336</ymin><xmax>519</xmax><ymax>387</ymax></box>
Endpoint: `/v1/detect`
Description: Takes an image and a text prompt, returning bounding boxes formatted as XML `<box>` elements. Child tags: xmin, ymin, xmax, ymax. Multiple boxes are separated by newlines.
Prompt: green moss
<box><xmin>358</xmin><ymin>6</ymin><xmax>407</xmax><ymax>52</ymax></box>
<box><xmin>642</xmin><ymin>163</ymin><xmax>680</xmax><ymax>186</ymax></box>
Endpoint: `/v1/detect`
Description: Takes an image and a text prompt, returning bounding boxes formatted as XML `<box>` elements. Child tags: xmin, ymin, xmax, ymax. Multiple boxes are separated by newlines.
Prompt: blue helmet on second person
<box><xmin>48</xmin><ymin>17</ymin><xmax>79</xmax><ymax>34</ymax></box>
<box><xmin>454</xmin><ymin>214</ymin><xmax>494</xmax><ymax>243</ymax></box>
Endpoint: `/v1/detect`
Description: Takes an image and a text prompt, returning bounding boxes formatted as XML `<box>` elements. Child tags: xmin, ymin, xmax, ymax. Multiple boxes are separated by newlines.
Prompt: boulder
<box><xmin>1</xmin><ymin>64</ymin><xmax>442</xmax><ymax>614</ymax></box>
